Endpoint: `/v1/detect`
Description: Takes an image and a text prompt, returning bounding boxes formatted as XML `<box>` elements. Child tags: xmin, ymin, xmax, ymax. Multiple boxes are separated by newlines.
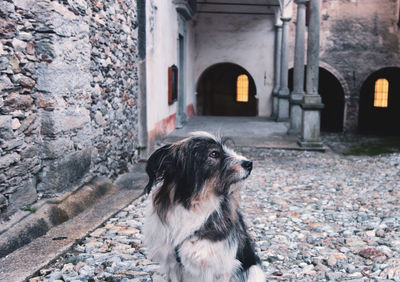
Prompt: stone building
<box><xmin>0</xmin><ymin>0</ymin><xmax>144</xmax><ymax>220</ymax></box>
<box><xmin>1</xmin><ymin>0</ymin><xmax>400</xmax><ymax>220</ymax></box>
<box><xmin>145</xmin><ymin>0</ymin><xmax>400</xmax><ymax>142</ymax></box>
<box><xmin>309</xmin><ymin>0</ymin><xmax>400</xmax><ymax>134</ymax></box>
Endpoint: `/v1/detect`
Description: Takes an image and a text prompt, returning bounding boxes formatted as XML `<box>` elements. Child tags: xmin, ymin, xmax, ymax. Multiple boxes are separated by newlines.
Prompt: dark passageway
<box><xmin>359</xmin><ymin>67</ymin><xmax>400</xmax><ymax>136</ymax></box>
<box><xmin>289</xmin><ymin>67</ymin><xmax>345</xmax><ymax>132</ymax></box>
<box><xmin>197</xmin><ymin>63</ymin><xmax>257</xmax><ymax>116</ymax></box>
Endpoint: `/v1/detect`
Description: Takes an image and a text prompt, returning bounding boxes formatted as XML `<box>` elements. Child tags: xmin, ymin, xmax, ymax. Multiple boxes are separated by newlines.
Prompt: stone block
<box><xmin>35</xmin><ymin>39</ymin><xmax>55</xmax><ymax>63</ymax></box>
<box><xmin>0</xmin><ymin>42</ymin><xmax>7</xmax><ymax>56</ymax></box>
<box><xmin>17</xmin><ymin>75</ymin><xmax>35</xmax><ymax>89</ymax></box>
<box><xmin>0</xmin><ymin>116</ymin><xmax>13</xmax><ymax>132</ymax></box>
<box><xmin>17</xmin><ymin>32</ymin><xmax>33</xmax><ymax>41</ymax></box>
<box><xmin>20</xmin><ymin>144</ymin><xmax>39</xmax><ymax>159</ymax></box>
<box><xmin>26</xmin><ymin>42</ymin><xmax>35</xmax><ymax>55</ymax></box>
<box><xmin>13</xmin><ymin>0</ymin><xmax>36</xmax><ymax>10</ymax></box>
<box><xmin>40</xmin><ymin>112</ymin><xmax>55</xmax><ymax>137</ymax></box>
<box><xmin>37</xmin><ymin>148</ymin><xmax>92</xmax><ymax>196</ymax></box>
<box><xmin>42</xmin><ymin>108</ymin><xmax>91</xmax><ymax>134</ymax></box>
<box><xmin>1</xmin><ymin>138</ymin><xmax>23</xmax><ymax>151</ymax></box>
<box><xmin>9</xmin><ymin>55</ymin><xmax>20</xmax><ymax>73</ymax></box>
<box><xmin>36</xmin><ymin>63</ymin><xmax>91</xmax><ymax>94</ymax></box>
<box><xmin>0</xmin><ymin>153</ymin><xmax>21</xmax><ymax>169</ymax></box>
<box><xmin>0</xmin><ymin>194</ymin><xmax>8</xmax><ymax>209</ymax></box>
<box><xmin>10</xmin><ymin>156</ymin><xmax>40</xmax><ymax>177</ymax></box>
<box><xmin>7</xmin><ymin>179</ymin><xmax>37</xmax><ymax>214</ymax></box>
<box><xmin>11</xmin><ymin>118</ymin><xmax>21</xmax><ymax>130</ymax></box>
<box><xmin>41</xmin><ymin>138</ymin><xmax>74</xmax><ymax>160</ymax></box>
<box><xmin>18</xmin><ymin>114</ymin><xmax>36</xmax><ymax>134</ymax></box>
<box><xmin>0</xmin><ymin>57</ymin><xmax>9</xmax><ymax>71</ymax></box>
<box><xmin>62</xmin><ymin>108</ymin><xmax>91</xmax><ymax>131</ymax></box>
<box><xmin>12</xmin><ymin>38</ymin><xmax>27</xmax><ymax>52</ymax></box>
<box><xmin>94</xmin><ymin>111</ymin><xmax>106</xmax><ymax>126</ymax></box>
<box><xmin>0</xmin><ymin>75</ymin><xmax>14</xmax><ymax>91</ymax></box>
<box><xmin>4</xmin><ymin>93</ymin><xmax>34</xmax><ymax>110</ymax></box>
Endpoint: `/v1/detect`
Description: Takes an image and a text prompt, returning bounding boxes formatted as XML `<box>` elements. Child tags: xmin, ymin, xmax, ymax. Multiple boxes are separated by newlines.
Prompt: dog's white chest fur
<box><xmin>144</xmin><ymin>192</ymin><xmax>240</xmax><ymax>281</ymax></box>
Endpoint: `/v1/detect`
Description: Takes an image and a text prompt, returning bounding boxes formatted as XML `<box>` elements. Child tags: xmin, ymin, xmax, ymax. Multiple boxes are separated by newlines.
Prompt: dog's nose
<box><xmin>241</xmin><ymin>160</ymin><xmax>253</xmax><ymax>171</ymax></box>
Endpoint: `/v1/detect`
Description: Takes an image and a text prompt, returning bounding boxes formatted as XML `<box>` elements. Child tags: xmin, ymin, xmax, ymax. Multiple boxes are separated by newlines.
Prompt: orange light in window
<box><xmin>374</xmin><ymin>78</ymin><xmax>389</xmax><ymax>108</ymax></box>
<box><xmin>236</xmin><ymin>74</ymin><xmax>249</xmax><ymax>102</ymax></box>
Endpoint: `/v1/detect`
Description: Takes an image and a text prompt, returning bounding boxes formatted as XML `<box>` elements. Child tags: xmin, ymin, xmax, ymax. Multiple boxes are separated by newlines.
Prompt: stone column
<box><xmin>271</xmin><ymin>23</ymin><xmax>282</xmax><ymax>119</ymax></box>
<box><xmin>276</xmin><ymin>17</ymin><xmax>291</xmax><ymax>122</ymax></box>
<box><xmin>288</xmin><ymin>0</ymin><xmax>308</xmax><ymax>135</ymax></box>
<box><xmin>298</xmin><ymin>0</ymin><xmax>324</xmax><ymax>148</ymax></box>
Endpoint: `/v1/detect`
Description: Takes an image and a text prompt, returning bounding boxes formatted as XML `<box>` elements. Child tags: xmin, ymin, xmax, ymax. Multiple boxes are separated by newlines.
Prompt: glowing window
<box><xmin>236</xmin><ymin>74</ymin><xmax>249</xmax><ymax>102</ymax></box>
<box><xmin>374</xmin><ymin>78</ymin><xmax>389</xmax><ymax>108</ymax></box>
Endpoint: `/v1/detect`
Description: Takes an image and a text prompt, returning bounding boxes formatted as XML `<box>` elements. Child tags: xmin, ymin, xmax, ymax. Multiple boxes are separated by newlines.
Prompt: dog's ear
<box><xmin>175</xmin><ymin>147</ymin><xmax>199</xmax><ymax>207</ymax></box>
<box><xmin>145</xmin><ymin>144</ymin><xmax>175</xmax><ymax>194</ymax></box>
<box><xmin>221</xmin><ymin>136</ymin><xmax>235</xmax><ymax>148</ymax></box>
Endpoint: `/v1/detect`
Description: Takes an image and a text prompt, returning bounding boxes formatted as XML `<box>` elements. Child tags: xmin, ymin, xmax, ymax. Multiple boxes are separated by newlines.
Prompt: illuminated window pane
<box><xmin>374</xmin><ymin>78</ymin><xmax>389</xmax><ymax>108</ymax></box>
<box><xmin>236</xmin><ymin>74</ymin><xmax>249</xmax><ymax>102</ymax></box>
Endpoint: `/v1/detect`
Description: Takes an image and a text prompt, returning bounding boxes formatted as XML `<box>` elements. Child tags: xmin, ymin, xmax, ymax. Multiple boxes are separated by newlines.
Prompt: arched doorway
<box><xmin>288</xmin><ymin>67</ymin><xmax>345</xmax><ymax>132</ymax></box>
<box><xmin>359</xmin><ymin>67</ymin><xmax>400</xmax><ymax>135</ymax></box>
<box><xmin>196</xmin><ymin>63</ymin><xmax>257</xmax><ymax>116</ymax></box>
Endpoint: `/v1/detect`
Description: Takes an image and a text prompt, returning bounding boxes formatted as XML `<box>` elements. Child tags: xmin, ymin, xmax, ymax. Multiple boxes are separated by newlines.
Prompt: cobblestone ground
<box><xmin>30</xmin><ymin>149</ymin><xmax>400</xmax><ymax>282</ymax></box>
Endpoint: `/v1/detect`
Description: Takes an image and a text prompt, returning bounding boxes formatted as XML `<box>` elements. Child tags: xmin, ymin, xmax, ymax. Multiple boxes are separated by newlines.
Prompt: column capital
<box><xmin>280</xmin><ymin>17</ymin><xmax>291</xmax><ymax>22</ymax></box>
<box><xmin>295</xmin><ymin>0</ymin><xmax>310</xmax><ymax>4</ymax></box>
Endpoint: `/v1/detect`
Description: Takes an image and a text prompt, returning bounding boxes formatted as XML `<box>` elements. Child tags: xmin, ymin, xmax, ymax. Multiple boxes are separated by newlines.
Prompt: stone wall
<box><xmin>0</xmin><ymin>0</ymin><xmax>139</xmax><ymax>220</ymax></box>
<box><xmin>319</xmin><ymin>0</ymin><xmax>400</xmax><ymax>131</ymax></box>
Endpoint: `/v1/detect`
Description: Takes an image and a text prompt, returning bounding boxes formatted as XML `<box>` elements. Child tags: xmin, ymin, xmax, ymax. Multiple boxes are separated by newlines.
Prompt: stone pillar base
<box><xmin>288</xmin><ymin>93</ymin><xmax>303</xmax><ymax>135</ymax></box>
<box><xmin>175</xmin><ymin>114</ymin><xmax>187</xmax><ymax>129</ymax></box>
<box><xmin>297</xmin><ymin>138</ymin><xmax>326</xmax><ymax>151</ymax></box>
<box><xmin>298</xmin><ymin>95</ymin><xmax>324</xmax><ymax>148</ymax></box>
<box><xmin>271</xmin><ymin>90</ymin><xmax>280</xmax><ymax>119</ymax></box>
<box><xmin>276</xmin><ymin>88</ymin><xmax>290</xmax><ymax>122</ymax></box>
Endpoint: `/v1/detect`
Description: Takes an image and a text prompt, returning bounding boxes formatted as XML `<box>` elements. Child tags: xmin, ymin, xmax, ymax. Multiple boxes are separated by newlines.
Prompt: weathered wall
<box><xmin>194</xmin><ymin>14</ymin><xmax>276</xmax><ymax>117</ymax></box>
<box><xmin>0</xmin><ymin>0</ymin><xmax>139</xmax><ymax>220</ymax></box>
<box><xmin>146</xmin><ymin>0</ymin><xmax>196</xmax><ymax>143</ymax></box>
<box><xmin>289</xmin><ymin>0</ymin><xmax>400</xmax><ymax>131</ymax></box>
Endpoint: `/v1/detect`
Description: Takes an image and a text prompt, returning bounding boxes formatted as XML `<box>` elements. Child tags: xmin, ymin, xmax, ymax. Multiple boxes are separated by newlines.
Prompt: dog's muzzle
<box><xmin>241</xmin><ymin>160</ymin><xmax>253</xmax><ymax>173</ymax></box>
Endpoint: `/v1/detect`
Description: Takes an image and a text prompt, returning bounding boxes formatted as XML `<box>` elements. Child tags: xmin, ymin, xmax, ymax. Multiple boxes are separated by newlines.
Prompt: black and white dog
<box><xmin>144</xmin><ymin>132</ymin><xmax>265</xmax><ymax>282</ymax></box>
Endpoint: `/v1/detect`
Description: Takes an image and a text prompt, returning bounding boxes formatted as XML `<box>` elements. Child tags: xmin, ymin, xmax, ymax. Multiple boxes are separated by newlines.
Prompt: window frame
<box><xmin>373</xmin><ymin>78</ymin><xmax>389</xmax><ymax>108</ymax></box>
<box><xmin>236</xmin><ymin>74</ymin><xmax>249</xmax><ymax>103</ymax></box>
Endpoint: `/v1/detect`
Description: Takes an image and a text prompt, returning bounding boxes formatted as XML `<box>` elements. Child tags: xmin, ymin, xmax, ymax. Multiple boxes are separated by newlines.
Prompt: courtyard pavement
<box><xmin>163</xmin><ymin>116</ymin><xmax>299</xmax><ymax>149</ymax></box>
<box><xmin>29</xmin><ymin>146</ymin><xmax>400</xmax><ymax>281</ymax></box>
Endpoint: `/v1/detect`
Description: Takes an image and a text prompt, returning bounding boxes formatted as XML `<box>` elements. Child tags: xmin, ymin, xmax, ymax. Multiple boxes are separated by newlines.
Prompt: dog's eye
<box><xmin>209</xmin><ymin>151</ymin><xmax>220</xmax><ymax>158</ymax></box>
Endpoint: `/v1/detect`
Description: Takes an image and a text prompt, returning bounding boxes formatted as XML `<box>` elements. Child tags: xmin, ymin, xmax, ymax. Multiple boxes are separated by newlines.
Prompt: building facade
<box><xmin>145</xmin><ymin>0</ymin><xmax>400</xmax><ymax>143</ymax></box>
<box><xmin>1</xmin><ymin>0</ymin><xmax>400</xmax><ymax>219</ymax></box>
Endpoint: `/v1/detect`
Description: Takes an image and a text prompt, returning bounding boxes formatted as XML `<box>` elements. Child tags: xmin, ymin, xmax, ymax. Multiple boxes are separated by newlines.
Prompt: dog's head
<box><xmin>145</xmin><ymin>131</ymin><xmax>252</xmax><ymax>221</ymax></box>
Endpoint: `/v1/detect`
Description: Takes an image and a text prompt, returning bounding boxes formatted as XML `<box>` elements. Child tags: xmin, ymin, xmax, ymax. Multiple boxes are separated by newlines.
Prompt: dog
<box><xmin>143</xmin><ymin>132</ymin><xmax>265</xmax><ymax>282</ymax></box>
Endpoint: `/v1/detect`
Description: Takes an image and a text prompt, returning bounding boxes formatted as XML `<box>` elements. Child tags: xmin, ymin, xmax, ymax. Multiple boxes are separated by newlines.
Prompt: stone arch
<box><xmin>196</xmin><ymin>63</ymin><xmax>258</xmax><ymax>116</ymax></box>
<box><xmin>358</xmin><ymin>67</ymin><xmax>400</xmax><ymax>135</ymax></box>
<box><xmin>319</xmin><ymin>62</ymin><xmax>351</xmax><ymax>99</ymax></box>
<box><xmin>195</xmin><ymin>62</ymin><xmax>258</xmax><ymax>93</ymax></box>
<box><xmin>287</xmin><ymin>61</ymin><xmax>351</xmax><ymax>98</ymax></box>
<box><xmin>288</xmin><ymin>64</ymin><xmax>345</xmax><ymax>132</ymax></box>
<box><xmin>357</xmin><ymin>65</ymin><xmax>400</xmax><ymax>93</ymax></box>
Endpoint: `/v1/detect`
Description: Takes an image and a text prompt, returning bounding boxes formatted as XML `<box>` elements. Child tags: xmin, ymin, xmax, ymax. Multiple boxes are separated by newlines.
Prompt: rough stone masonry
<box><xmin>0</xmin><ymin>0</ymin><xmax>140</xmax><ymax>220</ymax></box>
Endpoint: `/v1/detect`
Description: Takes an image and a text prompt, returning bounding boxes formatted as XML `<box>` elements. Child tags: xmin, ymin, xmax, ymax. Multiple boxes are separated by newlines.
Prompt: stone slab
<box><xmin>0</xmin><ymin>165</ymin><xmax>147</xmax><ymax>281</ymax></box>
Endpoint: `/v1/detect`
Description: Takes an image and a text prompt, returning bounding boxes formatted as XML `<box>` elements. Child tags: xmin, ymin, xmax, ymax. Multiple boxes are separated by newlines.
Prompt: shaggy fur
<box><xmin>144</xmin><ymin>132</ymin><xmax>265</xmax><ymax>282</ymax></box>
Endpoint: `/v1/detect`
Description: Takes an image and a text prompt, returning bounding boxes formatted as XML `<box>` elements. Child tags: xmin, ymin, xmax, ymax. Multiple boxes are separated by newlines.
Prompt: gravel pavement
<box><xmin>29</xmin><ymin>149</ymin><xmax>400</xmax><ymax>282</ymax></box>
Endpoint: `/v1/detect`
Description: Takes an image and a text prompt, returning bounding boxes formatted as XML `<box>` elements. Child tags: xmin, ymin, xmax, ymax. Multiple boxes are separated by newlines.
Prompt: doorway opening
<box><xmin>358</xmin><ymin>67</ymin><xmax>400</xmax><ymax>135</ymax></box>
<box><xmin>196</xmin><ymin>63</ymin><xmax>257</xmax><ymax>116</ymax></box>
<box><xmin>289</xmin><ymin>67</ymin><xmax>345</xmax><ymax>132</ymax></box>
